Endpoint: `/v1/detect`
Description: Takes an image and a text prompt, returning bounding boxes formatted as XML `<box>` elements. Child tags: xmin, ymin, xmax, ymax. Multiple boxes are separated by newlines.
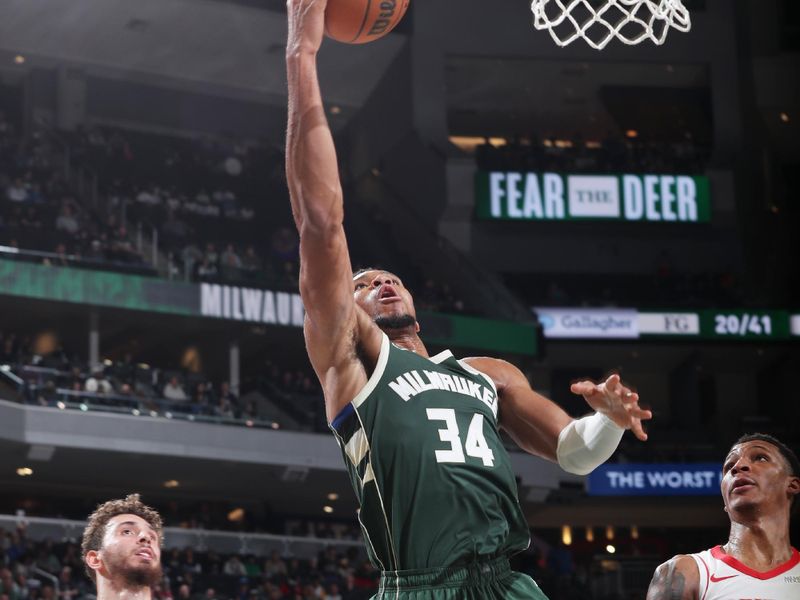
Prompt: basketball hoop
<box><xmin>530</xmin><ymin>0</ymin><xmax>691</xmax><ymax>50</ymax></box>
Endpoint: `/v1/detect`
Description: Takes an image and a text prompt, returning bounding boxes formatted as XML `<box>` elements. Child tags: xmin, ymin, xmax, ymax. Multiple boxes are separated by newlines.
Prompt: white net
<box><xmin>530</xmin><ymin>0</ymin><xmax>691</xmax><ymax>50</ymax></box>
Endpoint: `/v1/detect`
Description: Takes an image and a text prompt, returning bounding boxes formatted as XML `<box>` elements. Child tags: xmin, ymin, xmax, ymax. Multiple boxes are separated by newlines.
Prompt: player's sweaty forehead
<box><xmin>353</xmin><ymin>270</ymin><xmax>403</xmax><ymax>285</ymax></box>
<box><xmin>109</xmin><ymin>514</ymin><xmax>155</xmax><ymax>531</ymax></box>
<box><xmin>105</xmin><ymin>514</ymin><xmax>159</xmax><ymax>543</ymax></box>
<box><xmin>724</xmin><ymin>441</ymin><xmax>778</xmax><ymax>465</ymax></box>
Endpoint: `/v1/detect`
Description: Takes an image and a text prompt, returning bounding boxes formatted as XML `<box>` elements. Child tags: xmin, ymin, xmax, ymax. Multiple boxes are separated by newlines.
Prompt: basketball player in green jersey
<box><xmin>286</xmin><ymin>1</ymin><xmax>652</xmax><ymax>597</ymax></box>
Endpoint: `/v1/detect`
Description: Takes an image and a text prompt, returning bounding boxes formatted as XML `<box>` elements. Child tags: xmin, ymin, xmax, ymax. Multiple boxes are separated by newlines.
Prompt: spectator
<box><xmin>136</xmin><ymin>188</ymin><xmax>161</xmax><ymax>205</ymax></box>
<box><xmin>165</xmin><ymin>548</ymin><xmax>182</xmax><ymax>576</ymax></box>
<box><xmin>110</xmin><ymin>352</ymin><xmax>136</xmax><ymax>383</ymax></box>
<box><xmin>181</xmin><ymin>243</ymin><xmax>204</xmax><ymax>281</ymax></box>
<box><xmin>218</xmin><ymin>381</ymin><xmax>238</xmax><ymax>417</ymax></box>
<box><xmin>85</xmin><ymin>239</ymin><xmax>106</xmax><ymax>262</ymax></box>
<box><xmin>5</xmin><ymin>179</ymin><xmax>28</xmax><ymax>203</ymax></box>
<box><xmin>26</xmin><ymin>182</ymin><xmax>44</xmax><ymax>204</ymax></box>
<box><xmin>56</xmin><ymin>567</ymin><xmax>79</xmax><ymax>600</ymax></box>
<box><xmin>0</xmin><ymin>336</ymin><xmax>18</xmax><ymax>364</ymax></box>
<box><xmin>163</xmin><ymin>375</ymin><xmax>188</xmax><ymax>402</ymax></box>
<box><xmin>264</xmin><ymin>551</ymin><xmax>287</xmax><ymax>578</ymax></box>
<box><xmin>49</xmin><ymin>243</ymin><xmax>70</xmax><ymax>268</ymax></box>
<box><xmin>220</xmin><ymin>244</ymin><xmax>242</xmax><ymax>278</ymax></box>
<box><xmin>215</xmin><ymin>394</ymin><xmax>235</xmax><ymax>419</ymax></box>
<box><xmin>59</xmin><ymin>544</ymin><xmax>82</xmax><ymax>574</ymax></box>
<box><xmin>182</xmin><ymin>548</ymin><xmax>202</xmax><ymax>575</ymax></box>
<box><xmin>327</xmin><ymin>582</ymin><xmax>343</xmax><ymax>600</ymax></box>
<box><xmin>84</xmin><ymin>367</ymin><xmax>113</xmax><ymax>394</ymax></box>
<box><xmin>109</xmin><ymin>227</ymin><xmax>139</xmax><ymax>263</ymax></box>
<box><xmin>0</xmin><ymin>568</ymin><xmax>22</xmax><ymax>600</ymax></box>
<box><xmin>40</xmin><ymin>585</ymin><xmax>55</xmax><ymax>600</ymax></box>
<box><xmin>55</xmin><ymin>205</ymin><xmax>80</xmax><ymax>235</ymax></box>
<box><xmin>338</xmin><ymin>573</ymin><xmax>362</xmax><ymax>600</ymax></box>
<box><xmin>5</xmin><ymin>530</ymin><xmax>27</xmax><ymax>565</ymax></box>
<box><xmin>152</xmin><ymin>579</ymin><xmax>174</xmax><ymax>600</ymax></box>
<box><xmin>116</xmin><ymin>383</ymin><xmax>136</xmax><ymax>404</ymax></box>
<box><xmin>196</xmin><ymin>257</ymin><xmax>218</xmax><ymax>281</ymax></box>
<box><xmin>203</xmin><ymin>588</ymin><xmax>218</xmax><ymax>600</ymax></box>
<box><xmin>241</xmin><ymin>245</ymin><xmax>262</xmax><ymax>275</ymax></box>
<box><xmin>243</xmin><ymin>556</ymin><xmax>262</xmax><ymax>578</ymax></box>
<box><xmin>33</xmin><ymin>541</ymin><xmax>60</xmax><ymax>574</ymax></box>
<box><xmin>223</xmin><ymin>555</ymin><xmax>247</xmax><ymax>577</ymax></box>
<box><xmin>200</xmin><ymin>242</ymin><xmax>216</xmax><ymax>264</ymax></box>
<box><xmin>193</xmin><ymin>382</ymin><xmax>214</xmax><ymax>414</ymax></box>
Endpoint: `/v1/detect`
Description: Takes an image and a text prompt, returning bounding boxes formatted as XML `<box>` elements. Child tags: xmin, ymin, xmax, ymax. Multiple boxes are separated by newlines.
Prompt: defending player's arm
<box><xmin>467</xmin><ymin>359</ymin><xmax>650</xmax><ymax>472</ymax></box>
<box><xmin>285</xmin><ymin>0</ymin><xmax>379</xmax><ymax>418</ymax></box>
<box><xmin>645</xmin><ymin>556</ymin><xmax>699</xmax><ymax>600</ymax></box>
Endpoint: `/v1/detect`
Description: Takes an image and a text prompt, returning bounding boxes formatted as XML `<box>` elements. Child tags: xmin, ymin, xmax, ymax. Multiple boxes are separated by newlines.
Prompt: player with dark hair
<box><xmin>286</xmin><ymin>1</ymin><xmax>652</xmax><ymax>598</ymax></box>
<box><xmin>646</xmin><ymin>433</ymin><xmax>800</xmax><ymax>599</ymax></box>
<box><xmin>82</xmin><ymin>494</ymin><xmax>164</xmax><ymax>600</ymax></box>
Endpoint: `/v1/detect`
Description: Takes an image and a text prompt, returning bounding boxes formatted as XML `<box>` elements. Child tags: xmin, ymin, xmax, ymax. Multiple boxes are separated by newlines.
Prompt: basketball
<box><xmin>324</xmin><ymin>0</ymin><xmax>410</xmax><ymax>44</ymax></box>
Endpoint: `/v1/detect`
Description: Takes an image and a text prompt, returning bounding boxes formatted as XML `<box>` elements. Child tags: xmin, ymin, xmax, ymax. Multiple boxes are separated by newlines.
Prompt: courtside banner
<box><xmin>0</xmin><ymin>259</ymin><xmax>537</xmax><ymax>355</ymax></box>
<box><xmin>638</xmin><ymin>312</ymin><xmax>700</xmax><ymax>336</ymax></box>
<box><xmin>535</xmin><ymin>309</ymin><xmax>799</xmax><ymax>340</ymax></box>
<box><xmin>534</xmin><ymin>308</ymin><xmax>639</xmax><ymax>339</ymax></box>
<box><xmin>588</xmin><ymin>463</ymin><xmax>722</xmax><ymax>496</ymax></box>
<box><xmin>475</xmin><ymin>171</ymin><xmax>711</xmax><ymax>223</ymax></box>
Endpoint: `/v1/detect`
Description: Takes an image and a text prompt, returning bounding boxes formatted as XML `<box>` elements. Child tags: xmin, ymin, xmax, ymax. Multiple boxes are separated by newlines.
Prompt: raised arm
<box><xmin>285</xmin><ymin>0</ymin><xmax>378</xmax><ymax>418</ymax></box>
<box><xmin>466</xmin><ymin>359</ymin><xmax>650</xmax><ymax>471</ymax></box>
<box><xmin>286</xmin><ymin>0</ymin><xmax>350</xmax><ymax>327</ymax></box>
<box><xmin>646</xmin><ymin>555</ymin><xmax>700</xmax><ymax>600</ymax></box>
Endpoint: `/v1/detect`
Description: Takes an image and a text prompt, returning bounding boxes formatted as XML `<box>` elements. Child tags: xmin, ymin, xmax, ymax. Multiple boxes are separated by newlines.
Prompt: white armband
<box><xmin>556</xmin><ymin>412</ymin><xmax>624</xmax><ymax>475</ymax></box>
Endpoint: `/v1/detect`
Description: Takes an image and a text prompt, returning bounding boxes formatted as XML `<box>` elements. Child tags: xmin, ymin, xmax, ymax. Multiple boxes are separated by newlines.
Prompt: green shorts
<box><xmin>372</xmin><ymin>556</ymin><xmax>548</xmax><ymax>600</ymax></box>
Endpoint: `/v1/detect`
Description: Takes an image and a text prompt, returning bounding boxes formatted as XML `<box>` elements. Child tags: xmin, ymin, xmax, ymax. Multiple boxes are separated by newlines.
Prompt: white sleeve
<box><xmin>556</xmin><ymin>412</ymin><xmax>624</xmax><ymax>475</ymax></box>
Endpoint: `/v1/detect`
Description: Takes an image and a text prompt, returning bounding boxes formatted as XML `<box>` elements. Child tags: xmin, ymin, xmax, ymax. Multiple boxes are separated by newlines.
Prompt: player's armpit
<box><xmin>305</xmin><ymin>305</ymin><xmax>383</xmax><ymax>422</ymax></box>
<box><xmin>646</xmin><ymin>556</ymin><xmax>699</xmax><ymax>600</ymax></box>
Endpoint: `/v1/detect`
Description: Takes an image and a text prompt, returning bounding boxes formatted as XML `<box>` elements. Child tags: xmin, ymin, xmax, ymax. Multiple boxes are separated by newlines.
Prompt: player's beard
<box><xmin>105</xmin><ymin>551</ymin><xmax>163</xmax><ymax>590</ymax></box>
<box><xmin>374</xmin><ymin>314</ymin><xmax>416</xmax><ymax>330</ymax></box>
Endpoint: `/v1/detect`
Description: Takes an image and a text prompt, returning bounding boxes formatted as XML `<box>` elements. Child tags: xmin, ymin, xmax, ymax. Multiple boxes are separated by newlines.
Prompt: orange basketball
<box><xmin>325</xmin><ymin>0</ymin><xmax>410</xmax><ymax>44</ymax></box>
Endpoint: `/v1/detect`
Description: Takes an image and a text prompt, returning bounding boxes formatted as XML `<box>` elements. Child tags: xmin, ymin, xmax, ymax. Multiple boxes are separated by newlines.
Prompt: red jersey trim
<box><xmin>710</xmin><ymin>545</ymin><xmax>800</xmax><ymax>580</ymax></box>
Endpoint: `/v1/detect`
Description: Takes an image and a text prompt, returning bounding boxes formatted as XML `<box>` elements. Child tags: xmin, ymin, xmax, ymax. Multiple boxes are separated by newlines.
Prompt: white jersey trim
<box><xmin>458</xmin><ymin>359</ymin><xmax>499</xmax><ymax>398</ymax></box>
<box><xmin>458</xmin><ymin>359</ymin><xmax>499</xmax><ymax>420</ymax></box>
<box><xmin>352</xmin><ymin>332</ymin><xmax>391</xmax><ymax>409</ymax></box>
<box><xmin>352</xmin><ymin>406</ymin><xmax>399</xmax><ymax>571</ymax></box>
<box><xmin>429</xmin><ymin>349</ymin><xmax>453</xmax><ymax>363</ymax></box>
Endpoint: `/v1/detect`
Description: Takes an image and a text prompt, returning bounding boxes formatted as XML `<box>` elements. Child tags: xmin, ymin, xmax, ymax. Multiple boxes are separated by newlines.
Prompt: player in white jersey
<box><xmin>686</xmin><ymin>545</ymin><xmax>800</xmax><ymax>600</ymax></box>
<box><xmin>646</xmin><ymin>433</ymin><xmax>800</xmax><ymax>600</ymax></box>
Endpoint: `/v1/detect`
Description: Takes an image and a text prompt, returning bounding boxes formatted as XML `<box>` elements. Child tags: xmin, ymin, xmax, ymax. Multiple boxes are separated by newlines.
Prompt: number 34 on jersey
<box><xmin>426</xmin><ymin>408</ymin><xmax>496</xmax><ymax>467</ymax></box>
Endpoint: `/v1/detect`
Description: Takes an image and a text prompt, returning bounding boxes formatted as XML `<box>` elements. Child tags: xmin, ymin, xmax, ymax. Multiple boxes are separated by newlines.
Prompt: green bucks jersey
<box><xmin>330</xmin><ymin>333</ymin><xmax>530</xmax><ymax>571</ymax></box>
